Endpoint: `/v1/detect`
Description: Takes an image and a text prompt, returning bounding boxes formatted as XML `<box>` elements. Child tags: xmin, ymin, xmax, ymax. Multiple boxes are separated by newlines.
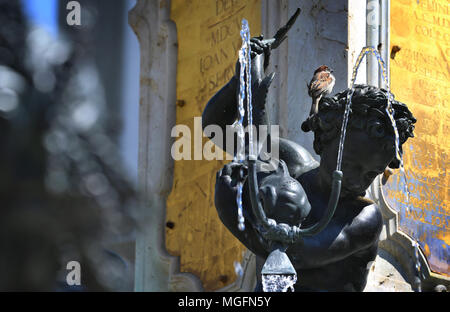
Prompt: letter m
<box><xmin>223</xmin><ymin>297</ymin><xmax>233</xmax><ymax>307</ymax></box>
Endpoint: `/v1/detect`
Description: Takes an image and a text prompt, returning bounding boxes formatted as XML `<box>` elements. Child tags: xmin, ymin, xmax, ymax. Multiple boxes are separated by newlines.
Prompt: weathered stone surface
<box><xmin>364</xmin><ymin>249</ymin><xmax>413</xmax><ymax>292</ymax></box>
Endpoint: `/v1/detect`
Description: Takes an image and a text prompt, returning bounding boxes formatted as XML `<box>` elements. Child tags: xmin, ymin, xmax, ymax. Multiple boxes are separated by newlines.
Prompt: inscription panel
<box><xmin>384</xmin><ymin>0</ymin><xmax>449</xmax><ymax>276</ymax></box>
<box><xmin>167</xmin><ymin>0</ymin><xmax>261</xmax><ymax>291</ymax></box>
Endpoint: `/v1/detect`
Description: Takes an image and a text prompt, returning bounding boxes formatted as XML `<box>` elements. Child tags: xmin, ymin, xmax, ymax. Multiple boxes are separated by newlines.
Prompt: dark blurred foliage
<box><xmin>0</xmin><ymin>0</ymin><xmax>137</xmax><ymax>291</ymax></box>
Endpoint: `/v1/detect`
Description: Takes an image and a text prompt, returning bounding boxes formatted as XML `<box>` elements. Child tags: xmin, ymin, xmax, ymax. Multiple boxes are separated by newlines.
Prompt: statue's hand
<box><xmin>235</xmin><ymin>35</ymin><xmax>271</xmax><ymax>76</ymax></box>
<box><xmin>250</xmin><ymin>35</ymin><xmax>271</xmax><ymax>70</ymax></box>
<box><xmin>215</xmin><ymin>162</ymin><xmax>248</xmax><ymax>213</ymax></box>
<box><xmin>249</xmin><ymin>35</ymin><xmax>271</xmax><ymax>59</ymax></box>
<box><xmin>216</xmin><ymin>162</ymin><xmax>248</xmax><ymax>193</ymax></box>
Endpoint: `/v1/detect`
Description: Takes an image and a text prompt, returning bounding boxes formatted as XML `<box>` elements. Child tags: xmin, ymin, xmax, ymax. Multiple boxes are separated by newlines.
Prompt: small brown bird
<box><xmin>307</xmin><ymin>65</ymin><xmax>335</xmax><ymax>116</ymax></box>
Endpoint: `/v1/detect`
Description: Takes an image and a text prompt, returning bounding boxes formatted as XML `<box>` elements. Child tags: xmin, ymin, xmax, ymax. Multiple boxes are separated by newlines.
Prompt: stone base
<box><xmin>364</xmin><ymin>249</ymin><xmax>413</xmax><ymax>292</ymax></box>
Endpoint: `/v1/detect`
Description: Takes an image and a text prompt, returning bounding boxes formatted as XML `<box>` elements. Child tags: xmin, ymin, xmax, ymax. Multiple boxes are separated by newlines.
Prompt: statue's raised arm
<box><xmin>202</xmin><ymin>9</ymin><xmax>301</xmax><ymax>158</ymax></box>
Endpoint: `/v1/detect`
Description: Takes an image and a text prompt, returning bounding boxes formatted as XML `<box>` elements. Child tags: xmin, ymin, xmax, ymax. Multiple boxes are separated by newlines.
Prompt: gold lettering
<box><xmin>215</xmin><ymin>0</ymin><xmax>240</xmax><ymax>16</ymax></box>
<box><xmin>200</xmin><ymin>48</ymin><xmax>230</xmax><ymax>74</ymax></box>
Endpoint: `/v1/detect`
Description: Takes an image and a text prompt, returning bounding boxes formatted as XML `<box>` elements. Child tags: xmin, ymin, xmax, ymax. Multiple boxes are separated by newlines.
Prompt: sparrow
<box><xmin>307</xmin><ymin>65</ymin><xmax>335</xmax><ymax>116</ymax></box>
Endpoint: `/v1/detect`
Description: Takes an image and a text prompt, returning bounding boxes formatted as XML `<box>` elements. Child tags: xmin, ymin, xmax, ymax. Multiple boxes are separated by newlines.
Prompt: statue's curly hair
<box><xmin>301</xmin><ymin>84</ymin><xmax>416</xmax><ymax>169</ymax></box>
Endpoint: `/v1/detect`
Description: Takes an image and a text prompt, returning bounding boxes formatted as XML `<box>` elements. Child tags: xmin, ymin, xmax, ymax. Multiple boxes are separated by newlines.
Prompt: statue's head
<box><xmin>302</xmin><ymin>84</ymin><xmax>416</xmax><ymax>197</ymax></box>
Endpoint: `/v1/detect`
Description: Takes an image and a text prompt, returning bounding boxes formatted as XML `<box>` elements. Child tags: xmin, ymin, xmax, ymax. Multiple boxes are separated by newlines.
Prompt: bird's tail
<box><xmin>310</xmin><ymin>96</ymin><xmax>321</xmax><ymax>116</ymax></box>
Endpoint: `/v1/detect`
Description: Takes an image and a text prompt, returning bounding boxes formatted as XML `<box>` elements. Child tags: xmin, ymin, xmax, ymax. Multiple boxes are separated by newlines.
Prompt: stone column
<box><xmin>129</xmin><ymin>0</ymin><xmax>203</xmax><ymax>292</ymax></box>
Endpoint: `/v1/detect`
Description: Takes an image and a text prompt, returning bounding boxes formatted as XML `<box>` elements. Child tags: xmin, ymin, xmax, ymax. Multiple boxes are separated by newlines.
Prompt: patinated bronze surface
<box><xmin>202</xmin><ymin>37</ymin><xmax>416</xmax><ymax>291</ymax></box>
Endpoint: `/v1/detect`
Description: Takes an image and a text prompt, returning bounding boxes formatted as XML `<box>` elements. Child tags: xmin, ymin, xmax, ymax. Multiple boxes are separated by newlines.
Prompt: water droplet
<box><xmin>0</xmin><ymin>88</ymin><xmax>19</xmax><ymax>113</ymax></box>
<box><xmin>71</xmin><ymin>101</ymin><xmax>99</xmax><ymax>130</ymax></box>
<box><xmin>262</xmin><ymin>274</ymin><xmax>297</xmax><ymax>292</ymax></box>
<box><xmin>234</xmin><ymin>261</ymin><xmax>243</xmax><ymax>277</ymax></box>
<box><xmin>33</xmin><ymin>70</ymin><xmax>56</xmax><ymax>93</ymax></box>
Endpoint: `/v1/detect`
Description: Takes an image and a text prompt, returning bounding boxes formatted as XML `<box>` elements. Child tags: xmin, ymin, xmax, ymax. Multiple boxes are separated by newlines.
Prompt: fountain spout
<box><xmin>261</xmin><ymin>244</ymin><xmax>297</xmax><ymax>292</ymax></box>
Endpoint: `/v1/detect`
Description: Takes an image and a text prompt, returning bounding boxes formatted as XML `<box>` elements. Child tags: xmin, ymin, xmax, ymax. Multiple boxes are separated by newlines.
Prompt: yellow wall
<box><xmin>167</xmin><ymin>0</ymin><xmax>261</xmax><ymax>291</ymax></box>
<box><xmin>388</xmin><ymin>0</ymin><xmax>449</xmax><ymax>276</ymax></box>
